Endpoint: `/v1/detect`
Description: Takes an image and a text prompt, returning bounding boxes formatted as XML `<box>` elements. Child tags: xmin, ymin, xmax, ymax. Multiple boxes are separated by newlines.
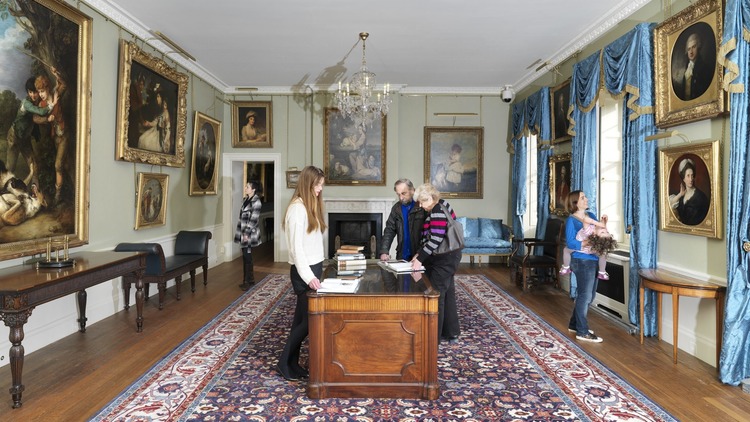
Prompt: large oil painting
<box><xmin>324</xmin><ymin>108</ymin><xmax>386</xmax><ymax>186</ymax></box>
<box><xmin>115</xmin><ymin>40</ymin><xmax>188</xmax><ymax>167</ymax></box>
<box><xmin>189</xmin><ymin>112</ymin><xmax>220</xmax><ymax>195</ymax></box>
<box><xmin>424</xmin><ymin>127</ymin><xmax>483</xmax><ymax>199</ymax></box>
<box><xmin>0</xmin><ymin>0</ymin><xmax>91</xmax><ymax>260</ymax></box>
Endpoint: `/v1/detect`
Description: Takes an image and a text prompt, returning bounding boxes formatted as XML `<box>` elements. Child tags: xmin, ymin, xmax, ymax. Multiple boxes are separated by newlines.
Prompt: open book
<box><xmin>379</xmin><ymin>260</ymin><xmax>425</xmax><ymax>273</ymax></box>
<box><xmin>318</xmin><ymin>277</ymin><xmax>361</xmax><ymax>293</ymax></box>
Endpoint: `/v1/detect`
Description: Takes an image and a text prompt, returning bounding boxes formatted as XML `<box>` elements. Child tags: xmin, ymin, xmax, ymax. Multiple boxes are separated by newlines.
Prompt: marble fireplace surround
<box><xmin>323</xmin><ymin>198</ymin><xmax>395</xmax><ymax>257</ymax></box>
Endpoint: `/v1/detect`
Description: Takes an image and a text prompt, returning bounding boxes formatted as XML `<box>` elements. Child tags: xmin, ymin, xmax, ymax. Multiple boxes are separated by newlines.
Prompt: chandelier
<box><xmin>335</xmin><ymin>32</ymin><xmax>392</xmax><ymax>131</ymax></box>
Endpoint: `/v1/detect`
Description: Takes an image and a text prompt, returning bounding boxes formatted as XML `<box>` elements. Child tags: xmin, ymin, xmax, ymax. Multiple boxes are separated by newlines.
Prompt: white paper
<box><xmin>318</xmin><ymin>278</ymin><xmax>361</xmax><ymax>293</ymax></box>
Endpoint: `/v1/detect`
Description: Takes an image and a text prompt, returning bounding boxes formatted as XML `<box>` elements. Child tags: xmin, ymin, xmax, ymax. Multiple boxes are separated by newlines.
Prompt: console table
<box><xmin>307</xmin><ymin>264</ymin><xmax>440</xmax><ymax>400</ymax></box>
<box><xmin>638</xmin><ymin>268</ymin><xmax>726</xmax><ymax>365</ymax></box>
<box><xmin>0</xmin><ymin>251</ymin><xmax>145</xmax><ymax>408</ymax></box>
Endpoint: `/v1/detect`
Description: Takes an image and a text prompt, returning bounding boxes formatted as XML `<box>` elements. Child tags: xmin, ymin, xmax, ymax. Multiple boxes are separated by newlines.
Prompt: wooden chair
<box><xmin>509</xmin><ymin>217</ymin><xmax>565</xmax><ymax>291</ymax></box>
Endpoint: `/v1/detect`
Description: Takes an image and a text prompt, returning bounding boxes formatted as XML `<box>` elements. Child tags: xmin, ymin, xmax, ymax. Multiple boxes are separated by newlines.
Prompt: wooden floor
<box><xmin>1</xmin><ymin>242</ymin><xmax>749</xmax><ymax>421</ymax></box>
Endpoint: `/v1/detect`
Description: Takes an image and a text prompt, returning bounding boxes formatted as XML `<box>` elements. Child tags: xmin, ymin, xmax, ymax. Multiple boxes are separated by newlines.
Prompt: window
<box><xmin>598</xmin><ymin>91</ymin><xmax>629</xmax><ymax>250</ymax></box>
<box><xmin>523</xmin><ymin>134</ymin><xmax>538</xmax><ymax>234</ymax></box>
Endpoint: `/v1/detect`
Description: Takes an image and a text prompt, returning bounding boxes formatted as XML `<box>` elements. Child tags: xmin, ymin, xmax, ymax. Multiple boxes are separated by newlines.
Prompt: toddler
<box><xmin>559</xmin><ymin>215</ymin><xmax>617</xmax><ymax>280</ymax></box>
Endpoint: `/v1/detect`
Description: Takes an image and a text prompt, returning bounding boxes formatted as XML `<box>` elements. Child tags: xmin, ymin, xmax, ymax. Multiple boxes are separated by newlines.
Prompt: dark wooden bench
<box><xmin>115</xmin><ymin>230</ymin><xmax>212</xmax><ymax>309</ymax></box>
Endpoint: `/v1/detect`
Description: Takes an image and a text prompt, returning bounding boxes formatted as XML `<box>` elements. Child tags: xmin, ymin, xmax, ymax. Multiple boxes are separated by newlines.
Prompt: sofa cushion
<box><xmin>458</xmin><ymin>216</ymin><xmax>480</xmax><ymax>238</ymax></box>
<box><xmin>463</xmin><ymin>237</ymin><xmax>511</xmax><ymax>249</ymax></box>
<box><xmin>479</xmin><ymin>218</ymin><xmax>504</xmax><ymax>239</ymax></box>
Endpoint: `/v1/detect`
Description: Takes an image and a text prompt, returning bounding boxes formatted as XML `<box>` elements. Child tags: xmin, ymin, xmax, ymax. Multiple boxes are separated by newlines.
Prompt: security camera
<box><xmin>501</xmin><ymin>85</ymin><xmax>515</xmax><ymax>103</ymax></box>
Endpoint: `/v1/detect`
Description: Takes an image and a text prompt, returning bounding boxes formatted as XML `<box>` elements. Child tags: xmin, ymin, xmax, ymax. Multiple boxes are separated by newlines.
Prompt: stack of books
<box><xmin>335</xmin><ymin>245</ymin><xmax>367</xmax><ymax>272</ymax></box>
<box><xmin>378</xmin><ymin>259</ymin><xmax>425</xmax><ymax>273</ymax></box>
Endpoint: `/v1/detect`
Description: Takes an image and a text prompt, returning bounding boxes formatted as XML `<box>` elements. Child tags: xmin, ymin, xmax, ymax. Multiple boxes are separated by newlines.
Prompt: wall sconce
<box><xmin>644</xmin><ymin>130</ymin><xmax>690</xmax><ymax>146</ymax></box>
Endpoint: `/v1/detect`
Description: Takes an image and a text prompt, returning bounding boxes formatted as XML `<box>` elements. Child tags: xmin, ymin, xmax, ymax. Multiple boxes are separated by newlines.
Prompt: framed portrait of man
<box><xmin>550</xmin><ymin>79</ymin><xmax>572</xmax><ymax>143</ymax></box>
<box><xmin>654</xmin><ymin>0</ymin><xmax>725</xmax><ymax>128</ymax></box>
<box><xmin>659</xmin><ymin>140</ymin><xmax>721</xmax><ymax>239</ymax></box>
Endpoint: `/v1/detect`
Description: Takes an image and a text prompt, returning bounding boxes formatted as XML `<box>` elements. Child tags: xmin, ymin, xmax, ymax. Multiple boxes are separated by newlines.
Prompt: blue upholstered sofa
<box><xmin>457</xmin><ymin>217</ymin><xmax>513</xmax><ymax>266</ymax></box>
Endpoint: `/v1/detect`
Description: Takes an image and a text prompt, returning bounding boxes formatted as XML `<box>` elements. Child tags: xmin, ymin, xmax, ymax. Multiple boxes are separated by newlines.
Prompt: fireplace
<box><xmin>323</xmin><ymin>198</ymin><xmax>395</xmax><ymax>259</ymax></box>
<box><xmin>327</xmin><ymin>213</ymin><xmax>382</xmax><ymax>258</ymax></box>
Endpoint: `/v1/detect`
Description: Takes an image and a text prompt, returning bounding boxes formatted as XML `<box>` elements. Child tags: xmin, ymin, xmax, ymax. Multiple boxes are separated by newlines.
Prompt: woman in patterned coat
<box><xmin>234</xmin><ymin>180</ymin><xmax>263</xmax><ymax>290</ymax></box>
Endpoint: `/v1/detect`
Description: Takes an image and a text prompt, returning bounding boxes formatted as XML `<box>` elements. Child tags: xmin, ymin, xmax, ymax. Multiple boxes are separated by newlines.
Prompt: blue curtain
<box><xmin>511</xmin><ymin>101</ymin><xmax>527</xmax><ymax>241</ymax></box>
<box><xmin>718</xmin><ymin>0</ymin><xmax>750</xmax><ymax>385</ymax></box>
<box><xmin>526</xmin><ymin>88</ymin><xmax>554</xmax><ymax>241</ymax></box>
<box><xmin>601</xmin><ymin>23</ymin><xmax>659</xmax><ymax>334</ymax></box>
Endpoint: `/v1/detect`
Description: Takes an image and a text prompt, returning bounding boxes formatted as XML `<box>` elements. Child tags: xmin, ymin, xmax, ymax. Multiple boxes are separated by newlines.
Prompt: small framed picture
<box><xmin>550</xmin><ymin>79</ymin><xmax>572</xmax><ymax>143</ymax></box>
<box><xmin>135</xmin><ymin>173</ymin><xmax>169</xmax><ymax>230</ymax></box>
<box><xmin>189</xmin><ymin>112</ymin><xmax>221</xmax><ymax>195</ymax></box>
<box><xmin>549</xmin><ymin>153</ymin><xmax>572</xmax><ymax>216</ymax></box>
<box><xmin>659</xmin><ymin>140</ymin><xmax>721</xmax><ymax>238</ymax></box>
<box><xmin>654</xmin><ymin>0</ymin><xmax>725</xmax><ymax>127</ymax></box>
<box><xmin>231</xmin><ymin>101</ymin><xmax>272</xmax><ymax>148</ymax></box>
<box><xmin>286</xmin><ymin>170</ymin><xmax>301</xmax><ymax>189</ymax></box>
<box><xmin>424</xmin><ymin>127</ymin><xmax>483</xmax><ymax>199</ymax></box>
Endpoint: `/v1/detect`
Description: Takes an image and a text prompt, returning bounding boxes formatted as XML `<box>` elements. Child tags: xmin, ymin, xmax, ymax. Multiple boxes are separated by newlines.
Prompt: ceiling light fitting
<box><xmin>335</xmin><ymin>32</ymin><xmax>392</xmax><ymax>131</ymax></box>
<box><xmin>433</xmin><ymin>112</ymin><xmax>478</xmax><ymax>116</ymax></box>
<box><xmin>644</xmin><ymin>130</ymin><xmax>690</xmax><ymax>145</ymax></box>
<box><xmin>151</xmin><ymin>30</ymin><xmax>195</xmax><ymax>61</ymax></box>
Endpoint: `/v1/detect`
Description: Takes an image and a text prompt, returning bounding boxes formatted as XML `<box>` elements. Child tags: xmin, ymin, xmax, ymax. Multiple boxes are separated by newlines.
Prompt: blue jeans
<box><xmin>568</xmin><ymin>258</ymin><xmax>599</xmax><ymax>336</ymax></box>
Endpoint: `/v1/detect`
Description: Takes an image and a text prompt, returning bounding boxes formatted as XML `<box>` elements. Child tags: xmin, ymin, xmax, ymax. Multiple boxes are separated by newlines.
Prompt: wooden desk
<box><xmin>638</xmin><ymin>268</ymin><xmax>726</xmax><ymax>365</ymax></box>
<box><xmin>307</xmin><ymin>264</ymin><xmax>440</xmax><ymax>400</ymax></box>
<box><xmin>0</xmin><ymin>251</ymin><xmax>145</xmax><ymax>408</ymax></box>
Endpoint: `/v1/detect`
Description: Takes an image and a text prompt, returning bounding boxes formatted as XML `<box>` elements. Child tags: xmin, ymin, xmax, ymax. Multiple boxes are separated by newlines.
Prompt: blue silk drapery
<box><xmin>511</xmin><ymin>102</ymin><xmax>527</xmax><ymax>241</ymax></box>
<box><xmin>718</xmin><ymin>0</ymin><xmax>750</xmax><ymax>385</ymax></box>
<box><xmin>601</xmin><ymin>23</ymin><xmax>659</xmax><ymax>333</ymax></box>
<box><xmin>526</xmin><ymin>88</ymin><xmax>554</xmax><ymax>241</ymax></box>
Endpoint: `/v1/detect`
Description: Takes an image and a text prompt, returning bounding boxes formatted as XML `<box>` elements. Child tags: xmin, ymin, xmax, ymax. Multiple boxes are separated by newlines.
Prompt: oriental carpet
<box><xmin>90</xmin><ymin>274</ymin><xmax>676</xmax><ymax>421</ymax></box>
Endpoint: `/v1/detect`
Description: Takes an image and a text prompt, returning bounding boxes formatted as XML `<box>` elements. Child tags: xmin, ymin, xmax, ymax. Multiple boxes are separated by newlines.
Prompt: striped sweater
<box><xmin>416</xmin><ymin>199</ymin><xmax>456</xmax><ymax>262</ymax></box>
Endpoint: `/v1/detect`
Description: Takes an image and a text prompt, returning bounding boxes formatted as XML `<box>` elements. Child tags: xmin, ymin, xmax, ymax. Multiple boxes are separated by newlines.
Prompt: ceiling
<box><xmin>95</xmin><ymin>0</ymin><xmax>652</xmax><ymax>95</ymax></box>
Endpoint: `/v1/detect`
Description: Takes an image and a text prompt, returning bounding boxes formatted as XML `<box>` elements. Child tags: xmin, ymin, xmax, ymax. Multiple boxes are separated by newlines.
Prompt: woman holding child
<box><xmin>564</xmin><ymin>190</ymin><xmax>612</xmax><ymax>343</ymax></box>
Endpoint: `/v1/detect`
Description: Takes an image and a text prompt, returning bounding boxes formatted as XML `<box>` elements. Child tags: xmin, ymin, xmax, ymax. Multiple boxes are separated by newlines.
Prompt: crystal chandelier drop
<box><xmin>335</xmin><ymin>32</ymin><xmax>392</xmax><ymax>131</ymax></box>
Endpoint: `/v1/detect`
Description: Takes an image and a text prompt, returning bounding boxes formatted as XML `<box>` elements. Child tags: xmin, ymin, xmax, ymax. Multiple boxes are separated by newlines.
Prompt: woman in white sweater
<box><xmin>277</xmin><ymin>166</ymin><xmax>326</xmax><ymax>381</ymax></box>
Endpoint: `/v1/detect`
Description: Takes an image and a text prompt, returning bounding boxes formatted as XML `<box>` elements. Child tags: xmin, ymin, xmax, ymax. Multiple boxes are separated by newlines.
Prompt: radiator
<box><xmin>591</xmin><ymin>251</ymin><xmax>630</xmax><ymax>323</ymax></box>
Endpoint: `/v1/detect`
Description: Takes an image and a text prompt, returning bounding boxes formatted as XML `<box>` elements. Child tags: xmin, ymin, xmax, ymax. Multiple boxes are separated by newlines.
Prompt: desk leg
<box><xmin>656</xmin><ymin>292</ymin><xmax>662</xmax><ymax>341</ymax></box>
<box><xmin>639</xmin><ymin>284</ymin><xmax>645</xmax><ymax>344</ymax></box>
<box><xmin>135</xmin><ymin>276</ymin><xmax>144</xmax><ymax>332</ymax></box>
<box><xmin>672</xmin><ymin>292</ymin><xmax>679</xmax><ymax>364</ymax></box>
<box><xmin>2</xmin><ymin>309</ymin><xmax>33</xmax><ymax>408</ymax></box>
<box><xmin>77</xmin><ymin>290</ymin><xmax>88</xmax><ymax>332</ymax></box>
<box><xmin>716</xmin><ymin>292</ymin><xmax>725</xmax><ymax>369</ymax></box>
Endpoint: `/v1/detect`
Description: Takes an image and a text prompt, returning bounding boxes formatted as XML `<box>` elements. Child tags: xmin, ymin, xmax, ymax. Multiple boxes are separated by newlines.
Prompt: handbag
<box><xmin>435</xmin><ymin>206</ymin><xmax>465</xmax><ymax>254</ymax></box>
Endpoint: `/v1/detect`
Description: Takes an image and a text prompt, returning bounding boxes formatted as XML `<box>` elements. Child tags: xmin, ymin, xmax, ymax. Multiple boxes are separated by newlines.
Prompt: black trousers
<box><xmin>424</xmin><ymin>249</ymin><xmax>462</xmax><ymax>340</ymax></box>
<box><xmin>278</xmin><ymin>262</ymin><xmax>323</xmax><ymax>373</ymax></box>
<box><xmin>242</xmin><ymin>247</ymin><xmax>254</xmax><ymax>284</ymax></box>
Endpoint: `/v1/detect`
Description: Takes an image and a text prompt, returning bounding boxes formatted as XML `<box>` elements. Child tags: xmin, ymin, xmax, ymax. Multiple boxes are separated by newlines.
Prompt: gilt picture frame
<box><xmin>424</xmin><ymin>127</ymin><xmax>483</xmax><ymax>199</ymax></box>
<box><xmin>135</xmin><ymin>173</ymin><xmax>169</xmax><ymax>230</ymax></box>
<box><xmin>324</xmin><ymin>108</ymin><xmax>386</xmax><ymax>186</ymax></box>
<box><xmin>189</xmin><ymin>112</ymin><xmax>221</xmax><ymax>195</ymax></box>
<box><xmin>0</xmin><ymin>0</ymin><xmax>92</xmax><ymax>261</ymax></box>
<box><xmin>549</xmin><ymin>153</ymin><xmax>572</xmax><ymax>216</ymax></box>
<box><xmin>550</xmin><ymin>79</ymin><xmax>572</xmax><ymax>143</ymax></box>
<box><xmin>654</xmin><ymin>0</ymin><xmax>725</xmax><ymax>128</ymax></box>
<box><xmin>659</xmin><ymin>140</ymin><xmax>721</xmax><ymax>239</ymax></box>
<box><xmin>115</xmin><ymin>40</ymin><xmax>188</xmax><ymax>167</ymax></box>
<box><xmin>286</xmin><ymin>170</ymin><xmax>301</xmax><ymax>189</ymax></box>
<box><xmin>231</xmin><ymin>101</ymin><xmax>272</xmax><ymax>148</ymax></box>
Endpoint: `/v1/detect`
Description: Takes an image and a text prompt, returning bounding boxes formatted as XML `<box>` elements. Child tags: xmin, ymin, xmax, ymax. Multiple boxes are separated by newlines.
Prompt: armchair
<box><xmin>509</xmin><ymin>217</ymin><xmax>565</xmax><ymax>291</ymax></box>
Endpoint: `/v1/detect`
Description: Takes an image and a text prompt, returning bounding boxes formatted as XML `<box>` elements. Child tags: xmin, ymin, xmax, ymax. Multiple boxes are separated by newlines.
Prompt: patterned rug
<box><xmin>90</xmin><ymin>274</ymin><xmax>676</xmax><ymax>421</ymax></box>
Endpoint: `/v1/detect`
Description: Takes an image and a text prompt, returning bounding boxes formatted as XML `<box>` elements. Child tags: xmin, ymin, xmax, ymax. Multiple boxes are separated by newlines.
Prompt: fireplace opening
<box><xmin>328</xmin><ymin>213</ymin><xmax>382</xmax><ymax>258</ymax></box>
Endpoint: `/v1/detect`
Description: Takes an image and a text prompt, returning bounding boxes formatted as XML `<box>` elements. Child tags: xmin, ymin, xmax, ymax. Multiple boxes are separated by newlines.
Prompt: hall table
<box><xmin>307</xmin><ymin>262</ymin><xmax>440</xmax><ymax>400</ymax></box>
<box><xmin>0</xmin><ymin>251</ymin><xmax>146</xmax><ymax>408</ymax></box>
<box><xmin>638</xmin><ymin>268</ymin><xmax>726</xmax><ymax>365</ymax></box>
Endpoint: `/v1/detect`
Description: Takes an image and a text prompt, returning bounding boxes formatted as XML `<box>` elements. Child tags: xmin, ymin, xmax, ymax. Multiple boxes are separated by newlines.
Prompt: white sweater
<box><xmin>285</xmin><ymin>199</ymin><xmax>325</xmax><ymax>283</ymax></box>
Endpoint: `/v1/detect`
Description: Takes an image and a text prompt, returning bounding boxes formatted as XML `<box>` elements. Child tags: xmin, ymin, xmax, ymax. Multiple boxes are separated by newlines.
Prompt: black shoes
<box><xmin>276</xmin><ymin>363</ymin><xmax>300</xmax><ymax>381</ymax></box>
<box><xmin>441</xmin><ymin>335</ymin><xmax>460</xmax><ymax>344</ymax></box>
<box><xmin>291</xmin><ymin>363</ymin><xmax>309</xmax><ymax>379</ymax></box>
<box><xmin>239</xmin><ymin>281</ymin><xmax>255</xmax><ymax>291</ymax></box>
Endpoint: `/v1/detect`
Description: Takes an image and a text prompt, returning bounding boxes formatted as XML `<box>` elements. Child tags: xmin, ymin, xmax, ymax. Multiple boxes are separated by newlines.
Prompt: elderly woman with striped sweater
<box><xmin>411</xmin><ymin>183</ymin><xmax>462</xmax><ymax>343</ymax></box>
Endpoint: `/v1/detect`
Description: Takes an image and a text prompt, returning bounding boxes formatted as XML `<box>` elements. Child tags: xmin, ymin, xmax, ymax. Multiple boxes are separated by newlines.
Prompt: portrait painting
<box><xmin>0</xmin><ymin>0</ymin><xmax>91</xmax><ymax>261</ymax></box>
<box><xmin>135</xmin><ymin>173</ymin><xmax>169</xmax><ymax>230</ymax></box>
<box><xmin>231</xmin><ymin>101</ymin><xmax>272</xmax><ymax>148</ymax></box>
<box><xmin>324</xmin><ymin>108</ymin><xmax>386</xmax><ymax>186</ymax></box>
<box><xmin>550</xmin><ymin>79</ymin><xmax>572</xmax><ymax>143</ymax></box>
<box><xmin>659</xmin><ymin>140</ymin><xmax>721</xmax><ymax>239</ymax></box>
<box><xmin>244</xmin><ymin>162</ymin><xmax>274</xmax><ymax>204</ymax></box>
<box><xmin>654</xmin><ymin>0</ymin><xmax>725</xmax><ymax>128</ymax></box>
<box><xmin>189</xmin><ymin>112</ymin><xmax>221</xmax><ymax>195</ymax></box>
<box><xmin>286</xmin><ymin>170</ymin><xmax>300</xmax><ymax>189</ymax></box>
<box><xmin>549</xmin><ymin>153</ymin><xmax>572</xmax><ymax>216</ymax></box>
<box><xmin>115</xmin><ymin>40</ymin><xmax>188</xmax><ymax>167</ymax></box>
<box><xmin>424</xmin><ymin>127</ymin><xmax>483</xmax><ymax>199</ymax></box>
